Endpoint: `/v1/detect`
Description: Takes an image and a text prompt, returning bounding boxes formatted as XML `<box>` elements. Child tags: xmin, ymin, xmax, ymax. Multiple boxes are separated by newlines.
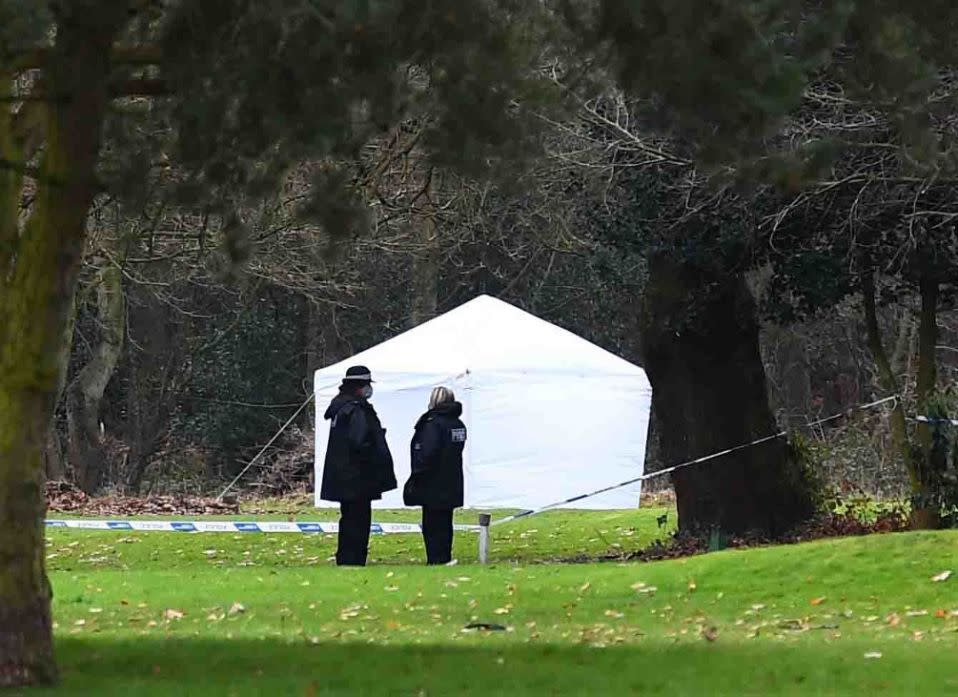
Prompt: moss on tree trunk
<box><xmin>0</xmin><ymin>6</ymin><xmax>125</xmax><ymax>685</ymax></box>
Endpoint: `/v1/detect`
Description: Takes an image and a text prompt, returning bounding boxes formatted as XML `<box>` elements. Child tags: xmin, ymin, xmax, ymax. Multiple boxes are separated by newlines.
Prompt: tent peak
<box><xmin>314</xmin><ymin>292</ymin><xmax>649</xmax><ymax>382</ymax></box>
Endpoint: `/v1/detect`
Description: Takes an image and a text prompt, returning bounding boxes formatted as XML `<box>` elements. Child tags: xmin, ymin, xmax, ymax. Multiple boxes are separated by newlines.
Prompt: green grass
<box><xmin>46</xmin><ymin>507</ymin><xmax>675</xmax><ymax>567</ymax></box>
<box><xmin>37</xmin><ymin>511</ymin><xmax>958</xmax><ymax>695</ymax></box>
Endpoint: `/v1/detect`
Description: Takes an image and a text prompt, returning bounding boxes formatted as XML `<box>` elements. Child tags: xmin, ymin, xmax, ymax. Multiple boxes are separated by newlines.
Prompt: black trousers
<box><xmin>422</xmin><ymin>507</ymin><xmax>454</xmax><ymax>565</ymax></box>
<box><xmin>337</xmin><ymin>500</ymin><xmax>372</xmax><ymax>566</ymax></box>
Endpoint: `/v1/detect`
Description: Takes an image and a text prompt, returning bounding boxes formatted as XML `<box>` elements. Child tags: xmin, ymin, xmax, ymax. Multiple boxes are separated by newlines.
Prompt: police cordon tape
<box><xmin>44</xmin><ymin>395</ymin><xmax>900</xmax><ymax>535</ymax></box>
<box><xmin>490</xmin><ymin>394</ymin><xmax>900</xmax><ymax>527</ymax></box>
<box><xmin>44</xmin><ymin>519</ymin><xmax>479</xmax><ymax>534</ymax></box>
<box><xmin>913</xmin><ymin>415</ymin><xmax>958</xmax><ymax>426</ymax></box>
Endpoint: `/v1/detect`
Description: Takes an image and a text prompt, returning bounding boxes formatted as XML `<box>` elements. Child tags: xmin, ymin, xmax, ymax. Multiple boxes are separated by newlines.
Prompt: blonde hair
<box><xmin>429</xmin><ymin>386</ymin><xmax>455</xmax><ymax>410</ymax></box>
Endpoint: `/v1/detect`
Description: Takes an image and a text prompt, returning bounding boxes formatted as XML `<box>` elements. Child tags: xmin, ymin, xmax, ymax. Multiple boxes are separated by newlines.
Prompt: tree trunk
<box><xmin>43</xmin><ymin>290</ymin><xmax>78</xmax><ymax>482</ymax></box>
<box><xmin>861</xmin><ymin>269</ymin><xmax>913</xmax><ymax>486</ymax></box>
<box><xmin>640</xmin><ymin>254</ymin><xmax>815</xmax><ymax>537</ymax></box>
<box><xmin>66</xmin><ymin>260</ymin><xmax>125</xmax><ymax>494</ymax></box>
<box><xmin>861</xmin><ymin>264</ymin><xmax>942</xmax><ymax>529</ymax></box>
<box><xmin>914</xmin><ymin>270</ymin><xmax>938</xmax><ymax>447</ymax></box>
<box><xmin>409</xmin><ymin>168</ymin><xmax>439</xmax><ymax>327</ymax></box>
<box><xmin>911</xmin><ymin>265</ymin><xmax>940</xmax><ymax>529</ymax></box>
<box><xmin>0</xmin><ymin>8</ymin><xmax>125</xmax><ymax>685</ymax></box>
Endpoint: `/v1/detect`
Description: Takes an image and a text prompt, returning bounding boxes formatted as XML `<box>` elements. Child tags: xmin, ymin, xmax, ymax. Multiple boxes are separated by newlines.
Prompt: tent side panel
<box><xmin>466</xmin><ymin>373</ymin><xmax>651</xmax><ymax>510</ymax></box>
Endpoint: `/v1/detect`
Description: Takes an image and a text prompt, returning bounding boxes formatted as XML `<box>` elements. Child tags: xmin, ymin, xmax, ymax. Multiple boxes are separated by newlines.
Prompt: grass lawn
<box><xmin>38</xmin><ymin>510</ymin><xmax>958</xmax><ymax>695</ymax></box>
<box><xmin>46</xmin><ymin>506</ymin><xmax>675</xmax><ymax>566</ymax></box>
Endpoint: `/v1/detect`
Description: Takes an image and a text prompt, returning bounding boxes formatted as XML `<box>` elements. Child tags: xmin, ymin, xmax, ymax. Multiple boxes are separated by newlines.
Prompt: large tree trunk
<box><xmin>0</xmin><ymin>8</ymin><xmax>124</xmax><ymax>685</ymax></box>
<box><xmin>640</xmin><ymin>254</ymin><xmax>815</xmax><ymax>537</ymax></box>
<box><xmin>66</xmin><ymin>259</ymin><xmax>126</xmax><ymax>494</ymax></box>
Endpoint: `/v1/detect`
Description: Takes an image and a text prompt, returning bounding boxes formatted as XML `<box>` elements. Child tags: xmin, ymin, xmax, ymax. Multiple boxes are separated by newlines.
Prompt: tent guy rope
<box><xmin>215</xmin><ymin>392</ymin><xmax>315</xmax><ymax>501</ymax></box>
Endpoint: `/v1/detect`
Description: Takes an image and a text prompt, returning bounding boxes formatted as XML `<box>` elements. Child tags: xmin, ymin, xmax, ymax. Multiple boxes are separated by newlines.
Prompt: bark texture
<box><xmin>640</xmin><ymin>254</ymin><xmax>815</xmax><ymax>536</ymax></box>
<box><xmin>0</xmin><ymin>7</ymin><xmax>125</xmax><ymax>685</ymax></box>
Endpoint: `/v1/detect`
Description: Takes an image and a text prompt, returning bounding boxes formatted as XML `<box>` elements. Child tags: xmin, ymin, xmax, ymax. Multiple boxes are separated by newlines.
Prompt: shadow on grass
<box><xmin>35</xmin><ymin>636</ymin><xmax>952</xmax><ymax>696</ymax></box>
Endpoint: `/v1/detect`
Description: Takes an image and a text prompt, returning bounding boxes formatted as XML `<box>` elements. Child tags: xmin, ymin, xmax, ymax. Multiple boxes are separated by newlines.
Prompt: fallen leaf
<box><xmin>163</xmin><ymin>609</ymin><xmax>184</xmax><ymax>620</ymax></box>
<box><xmin>905</xmin><ymin>610</ymin><xmax>928</xmax><ymax>618</ymax></box>
<box><xmin>579</xmin><ymin>582</ymin><xmax>591</xmax><ymax>594</ymax></box>
<box><xmin>778</xmin><ymin>619</ymin><xmax>807</xmax><ymax>632</ymax></box>
<box><xmin>73</xmin><ymin>619</ymin><xmax>86</xmax><ymax>627</ymax></box>
<box><xmin>688</xmin><ymin>579</ymin><xmax>697</xmax><ymax>593</ymax></box>
<box><xmin>932</xmin><ymin>571</ymin><xmax>952</xmax><ymax>583</ymax></box>
<box><xmin>810</xmin><ymin>597</ymin><xmax>827</xmax><ymax>606</ymax></box>
<box><xmin>88</xmin><ymin>607</ymin><xmax>103</xmax><ymax>614</ymax></box>
<box><xmin>701</xmin><ymin>626</ymin><xmax>718</xmax><ymax>642</ymax></box>
<box><xmin>864</xmin><ymin>652</ymin><xmax>882</xmax><ymax>660</ymax></box>
<box><xmin>463</xmin><ymin>622</ymin><xmax>506</xmax><ymax>631</ymax></box>
<box><xmin>935</xmin><ymin>608</ymin><xmax>948</xmax><ymax>619</ymax></box>
<box><xmin>886</xmin><ymin>613</ymin><xmax>901</xmax><ymax>627</ymax></box>
<box><xmin>228</xmin><ymin>603</ymin><xmax>245</xmax><ymax>616</ymax></box>
<box><xmin>604</xmin><ymin>610</ymin><xmax>624</xmax><ymax>619</ymax></box>
<box><xmin>493</xmin><ymin>607</ymin><xmax>510</xmax><ymax>615</ymax></box>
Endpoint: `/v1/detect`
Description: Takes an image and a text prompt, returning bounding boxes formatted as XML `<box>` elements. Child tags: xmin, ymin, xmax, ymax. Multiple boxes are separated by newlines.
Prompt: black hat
<box><xmin>342</xmin><ymin>365</ymin><xmax>374</xmax><ymax>383</ymax></box>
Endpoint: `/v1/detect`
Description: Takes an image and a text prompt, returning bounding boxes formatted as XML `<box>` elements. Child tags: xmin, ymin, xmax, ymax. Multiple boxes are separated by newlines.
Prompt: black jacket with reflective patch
<box><xmin>320</xmin><ymin>393</ymin><xmax>396</xmax><ymax>502</ymax></box>
<box><xmin>403</xmin><ymin>401</ymin><xmax>466</xmax><ymax>509</ymax></box>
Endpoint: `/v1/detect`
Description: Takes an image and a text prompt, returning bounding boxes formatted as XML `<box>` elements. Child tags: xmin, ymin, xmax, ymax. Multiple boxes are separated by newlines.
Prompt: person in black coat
<box><xmin>403</xmin><ymin>386</ymin><xmax>467</xmax><ymax>565</ymax></box>
<box><xmin>320</xmin><ymin>365</ymin><xmax>397</xmax><ymax>566</ymax></box>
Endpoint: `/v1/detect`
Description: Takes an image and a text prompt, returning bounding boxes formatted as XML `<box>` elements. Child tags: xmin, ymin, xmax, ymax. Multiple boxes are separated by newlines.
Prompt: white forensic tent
<box><xmin>313</xmin><ymin>295</ymin><xmax>652</xmax><ymax>510</ymax></box>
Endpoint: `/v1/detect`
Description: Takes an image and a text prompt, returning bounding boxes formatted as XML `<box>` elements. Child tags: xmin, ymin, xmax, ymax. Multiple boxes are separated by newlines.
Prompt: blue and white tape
<box><xmin>45</xmin><ymin>519</ymin><xmax>478</xmax><ymax>534</ymax></box>
<box><xmin>46</xmin><ymin>395</ymin><xmax>900</xmax><ymax>535</ymax></box>
<box><xmin>914</xmin><ymin>415</ymin><xmax>958</xmax><ymax>426</ymax></box>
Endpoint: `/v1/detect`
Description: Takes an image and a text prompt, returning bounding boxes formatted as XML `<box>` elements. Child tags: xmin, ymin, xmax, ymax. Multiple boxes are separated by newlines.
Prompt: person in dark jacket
<box><xmin>320</xmin><ymin>365</ymin><xmax>397</xmax><ymax>566</ymax></box>
<box><xmin>403</xmin><ymin>386</ymin><xmax>467</xmax><ymax>565</ymax></box>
